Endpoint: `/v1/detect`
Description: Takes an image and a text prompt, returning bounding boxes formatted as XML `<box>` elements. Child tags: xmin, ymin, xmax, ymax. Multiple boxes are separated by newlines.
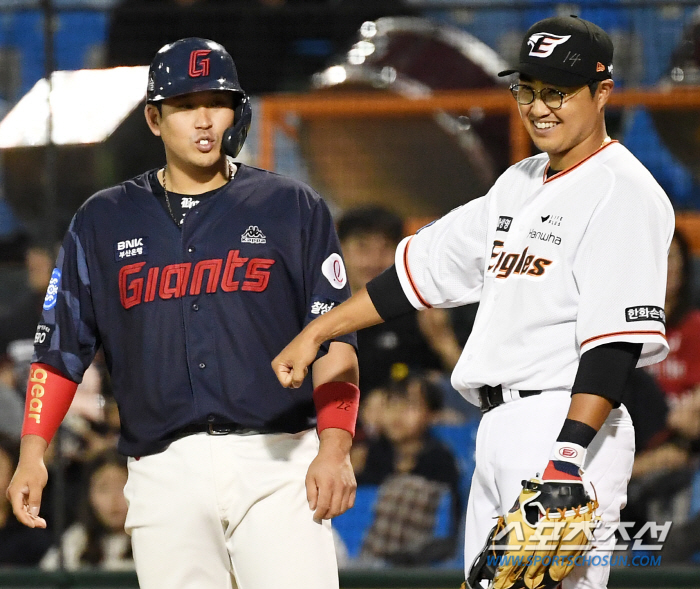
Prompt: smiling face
<box><xmin>516</xmin><ymin>77</ymin><xmax>613</xmax><ymax>171</ymax></box>
<box><xmin>145</xmin><ymin>90</ymin><xmax>235</xmax><ymax>181</ymax></box>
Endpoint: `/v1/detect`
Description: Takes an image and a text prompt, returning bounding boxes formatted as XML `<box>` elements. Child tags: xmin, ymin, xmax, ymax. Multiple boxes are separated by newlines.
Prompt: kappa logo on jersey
<box><xmin>626</xmin><ymin>306</ymin><xmax>666</xmax><ymax>324</ymax></box>
<box><xmin>181</xmin><ymin>197</ymin><xmax>199</xmax><ymax>210</ymax></box>
<box><xmin>188</xmin><ymin>49</ymin><xmax>211</xmax><ymax>77</ymax></box>
<box><xmin>497</xmin><ymin>216</ymin><xmax>513</xmax><ymax>232</ymax></box>
<box><xmin>241</xmin><ymin>225</ymin><xmax>266</xmax><ymax>244</ymax></box>
<box><xmin>527</xmin><ymin>33</ymin><xmax>571</xmax><ymax>58</ymax></box>
<box><xmin>34</xmin><ymin>323</ymin><xmax>54</xmax><ymax>347</ymax></box>
<box><xmin>322</xmin><ymin>253</ymin><xmax>347</xmax><ymax>290</ymax></box>
<box><xmin>43</xmin><ymin>269</ymin><xmax>61</xmax><ymax>311</ymax></box>
<box><xmin>118</xmin><ymin>250</ymin><xmax>275</xmax><ymax>309</ymax></box>
<box><xmin>115</xmin><ymin>237</ymin><xmax>149</xmax><ymax>262</ymax></box>
<box><xmin>488</xmin><ymin>240</ymin><xmax>553</xmax><ymax>279</ymax></box>
<box><xmin>309</xmin><ymin>296</ymin><xmax>338</xmax><ymax>318</ymax></box>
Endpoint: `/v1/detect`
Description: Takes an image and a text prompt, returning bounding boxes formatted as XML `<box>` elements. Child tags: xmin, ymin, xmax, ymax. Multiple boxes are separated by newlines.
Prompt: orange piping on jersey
<box><xmin>543</xmin><ymin>140</ymin><xmax>619</xmax><ymax>184</ymax></box>
<box><xmin>403</xmin><ymin>236</ymin><xmax>432</xmax><ymax>309</ymax></box>
<box><xmin>581</xmin><ymin>330</ymin><xmax>666</xmax><ymax>348</ymax></box>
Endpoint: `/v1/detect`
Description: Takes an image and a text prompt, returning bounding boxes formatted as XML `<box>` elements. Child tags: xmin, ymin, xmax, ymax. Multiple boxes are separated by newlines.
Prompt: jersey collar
<box><xmin>542</xmin><ymin>139</ymin><xmax>619</xmax><ymax>184</ymax></box>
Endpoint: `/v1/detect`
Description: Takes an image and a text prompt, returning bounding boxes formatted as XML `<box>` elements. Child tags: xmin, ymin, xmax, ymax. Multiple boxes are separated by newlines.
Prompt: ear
<box><xmin>596</xmin><ymin>79</ymin><xmax>614</xmax><ymax>111</ymax></box>
<box><xmin>144</xmin><ymin>104</ymin><xmax>162</xmax><ymax>137</ymax></box>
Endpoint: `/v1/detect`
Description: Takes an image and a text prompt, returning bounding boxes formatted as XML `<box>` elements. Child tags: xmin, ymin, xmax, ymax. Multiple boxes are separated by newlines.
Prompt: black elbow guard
<box><xmin>572</xmin><ymin>342</ymin><xmax>643</xmax><ymax>404</ymax></box>
<box><xmin>366</xmin><ymin>265</ymin><xmax>415</xmax><ymax>321</ymax></box>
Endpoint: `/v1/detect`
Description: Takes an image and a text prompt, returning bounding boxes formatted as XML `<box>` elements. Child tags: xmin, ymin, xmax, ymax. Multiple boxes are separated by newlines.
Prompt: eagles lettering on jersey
<box><xmin>487</xmin><ymin>241</ymin><xmax>553</xmax><ymax>279</ymax></box>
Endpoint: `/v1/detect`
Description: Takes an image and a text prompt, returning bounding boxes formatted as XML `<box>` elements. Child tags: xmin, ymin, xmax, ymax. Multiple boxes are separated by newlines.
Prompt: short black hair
<box><xmin>386</xmin><ymin>371</ymin><xmax>444</xmax><ymax>413</ymax></box>
<box><xmin>337</xmin><ymin>206</ymin><xmax>404</xmax><ymax>245</ymax></box>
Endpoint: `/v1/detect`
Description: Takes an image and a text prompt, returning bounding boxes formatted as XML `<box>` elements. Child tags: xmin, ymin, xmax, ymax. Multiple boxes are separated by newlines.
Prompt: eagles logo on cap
<box><xmin>527</xmin><ymin>33</ymin><xmax>571</xmax><ymax>58</ymax></box>
<box><xmin>498</xmin><ymin>15</ymin><xmax>614</xmax><ymax>88</ymax></box>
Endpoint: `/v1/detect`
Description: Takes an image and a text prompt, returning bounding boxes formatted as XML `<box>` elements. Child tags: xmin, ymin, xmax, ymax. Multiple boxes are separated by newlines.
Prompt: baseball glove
<box><xmin>465</xmin><ymin>478</ymin><xmax>599</xmax><ymax>589</ymax></box>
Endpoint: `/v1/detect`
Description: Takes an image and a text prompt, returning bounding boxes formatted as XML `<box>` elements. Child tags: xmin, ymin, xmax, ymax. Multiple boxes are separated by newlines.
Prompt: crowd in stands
<box><xmin>0</xmin><ymin>202</ymin><xmax>699</xmax><ymax>569</ymax></box>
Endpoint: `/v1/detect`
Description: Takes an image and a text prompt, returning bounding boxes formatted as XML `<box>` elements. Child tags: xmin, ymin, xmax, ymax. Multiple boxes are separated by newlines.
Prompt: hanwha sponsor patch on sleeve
<box><xmin>625</xmin><ymin>306</ymin><xmax>665</xmax><ymax>324</ymax></box>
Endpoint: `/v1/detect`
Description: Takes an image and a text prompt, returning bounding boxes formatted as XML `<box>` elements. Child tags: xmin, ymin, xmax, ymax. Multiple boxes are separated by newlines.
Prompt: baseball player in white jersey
<box><xmin>272</xmin><ymin>15</ymin><xmax>674</xmax><ymax>589</ymax></box>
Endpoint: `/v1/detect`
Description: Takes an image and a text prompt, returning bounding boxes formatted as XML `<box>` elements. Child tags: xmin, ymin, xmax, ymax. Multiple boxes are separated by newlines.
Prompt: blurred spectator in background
<box><xmin>636</xmin><ymin>229</ymin><xmax>700</xmax><ymax>476</ymax></box>
<box><xmin>622</xmin><ymin>229</ymin><xmax>700</xmax><ymax>543</ymax></box>
<box><xmin>0</xmin><ymin>378</ymin><xmax>22</xmax><ymax>440</ymax></box>
<box><xmin>41</xmin><ymin>449</ymin><xmax>132</xmax><ymax>571</ymax></box>
<box><xmin>0</xmin><ymin>433</ymin><xmax>51</xmax><ymax>565</ymax></box>
<box><xmin>353</xmin><ymin>372</ymin><xmax>460</xmax><ymax>565</ymax></box>
<box><xmin>0</xmin><ymin>240</ymin><xmax>54</xmax><ymax>441</ymax></box>
<box><xmin>337</xmin><ymin>206</ymin><xmax>462</xmax><ymax>395</ymax></box>
<box><xmin>0</xmin><ymin>242</ymin><xmax>55</xmax><ymax>393</ymax></box>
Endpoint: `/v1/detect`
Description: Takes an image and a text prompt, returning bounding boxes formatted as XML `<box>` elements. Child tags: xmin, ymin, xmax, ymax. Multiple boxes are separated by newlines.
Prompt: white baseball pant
<box><xmin>464</xmin><ymin>391</ymin><xmax>635</xmax><ymax>589</ymax></box>
<box><xmin>123</xmin><ymin>429</ymin><xmax>338</xmax><ymax>589</ymax></box>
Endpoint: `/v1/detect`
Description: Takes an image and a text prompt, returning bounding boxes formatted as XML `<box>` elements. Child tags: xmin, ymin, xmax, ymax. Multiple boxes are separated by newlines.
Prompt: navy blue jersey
<box><xmin>33</xmin><ymin>164</ymin><xmax>356</xmax><ymax>456</ymax></box>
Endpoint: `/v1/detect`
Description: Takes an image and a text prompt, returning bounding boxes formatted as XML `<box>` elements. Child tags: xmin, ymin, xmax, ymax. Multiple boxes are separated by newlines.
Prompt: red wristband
<box><xmin>21</xmin><ymin>363</ymin><xmax>78</xmax><ymax>444</ymax></box>
<box><xmin>312</xmin><ymin>381</ymin><xmax>360</xmax><ymax>438</ymax></box>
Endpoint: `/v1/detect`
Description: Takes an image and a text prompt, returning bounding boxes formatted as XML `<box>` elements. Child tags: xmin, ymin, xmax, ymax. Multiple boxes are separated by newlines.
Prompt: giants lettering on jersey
<box><xmin>487</xmin><ymin>240</ymin><xmax>552</xmax><ymax>279</ymax></box>
<box><xmin>119</xmin><ymin>249</ymin><xmax>275</xmax><ymax>309</ymax></box>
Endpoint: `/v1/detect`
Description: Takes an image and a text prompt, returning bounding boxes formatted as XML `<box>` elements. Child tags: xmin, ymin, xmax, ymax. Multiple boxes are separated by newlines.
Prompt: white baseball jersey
<box><xmin>395</xmin><ymin>141</ymin><xmax>674</xmax><ymax>405</ymax></box>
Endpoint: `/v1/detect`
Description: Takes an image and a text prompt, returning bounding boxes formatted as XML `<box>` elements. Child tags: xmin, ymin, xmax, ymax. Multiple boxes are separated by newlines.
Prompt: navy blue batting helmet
<box><xmin>147</xmin><ymin>37</ymin><xmax>244</xmax><ymax>103</ymax></box>
<box><xmin>147</xmin><ymin>37</ymin><xmax>252</xmax><ymax>157</ymax></box>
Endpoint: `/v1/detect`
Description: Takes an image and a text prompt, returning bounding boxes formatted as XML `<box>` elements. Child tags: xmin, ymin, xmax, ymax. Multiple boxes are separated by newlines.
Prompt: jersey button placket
<box><xmin>199</xmin><ymin>362</ymin><xmax>206</xmax><ymax>369</ymax></box>
<box><xmin>192</xmin><ymin>303</ymin><xmax>199</xmax><ymax>311</ymax></box>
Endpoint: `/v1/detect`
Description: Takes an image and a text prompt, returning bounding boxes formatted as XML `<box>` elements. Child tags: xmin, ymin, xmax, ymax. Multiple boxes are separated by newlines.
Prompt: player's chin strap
<box><xmin>223</xmin><ymin>96</ymin><xmax>252</xmax><ymax>158</ymax></box>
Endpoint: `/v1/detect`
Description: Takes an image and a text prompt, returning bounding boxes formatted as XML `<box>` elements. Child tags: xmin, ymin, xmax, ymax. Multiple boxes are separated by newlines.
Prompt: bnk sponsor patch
<box><xmin>115</xmin><ymin>237</ymin><xmax>149</xmax><ymax>262</ymax></box>
<box><xmin>625</xmin><ymin>306</ymin><xmax>665</xmax><ymax>324</ymax></box>
<box><xmin>34</xmin><ymin>323</ymin><xmax>54</xmax><ymax>347</ymax></box>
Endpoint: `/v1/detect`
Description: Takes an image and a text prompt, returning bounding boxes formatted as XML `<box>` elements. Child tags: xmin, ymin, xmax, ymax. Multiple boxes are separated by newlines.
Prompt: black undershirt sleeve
<box><xmin>366</xmin><ymin>264</ymin><xmax>416</xmax><ymax>321</ymax></box>
<box><xmin>572</xmin><ymin>342</ymin><xmax>643</xmax><ymax>404</ymax></box>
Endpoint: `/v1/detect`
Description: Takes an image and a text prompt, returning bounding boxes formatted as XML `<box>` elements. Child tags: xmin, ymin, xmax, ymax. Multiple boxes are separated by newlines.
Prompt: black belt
<box><xmin>174</xmin><ymin>422</ymin><xmax>276</xmax><ymax>437</ymax></box>
<box><xmin>478</xmin><ymin>385</ymin><xmax>542</xmax><ymax>413</ymax></box>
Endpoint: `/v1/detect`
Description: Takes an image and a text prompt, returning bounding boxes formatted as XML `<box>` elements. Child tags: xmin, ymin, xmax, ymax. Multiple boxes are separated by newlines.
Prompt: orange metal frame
<box><xmin>257</xmin><ymin>87</ymin><xmax>700</xmax><ymax>171</ymax></box>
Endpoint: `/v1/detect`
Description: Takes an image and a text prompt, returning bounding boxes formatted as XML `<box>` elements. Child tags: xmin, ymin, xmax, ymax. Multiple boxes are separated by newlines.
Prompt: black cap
<box><xmin>498</xmin><ymin>15</ymin><xmax>613</xmax><ymax>87</ymax></box>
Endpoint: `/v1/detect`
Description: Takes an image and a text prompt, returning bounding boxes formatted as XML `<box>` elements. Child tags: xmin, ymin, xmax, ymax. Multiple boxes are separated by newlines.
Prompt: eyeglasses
<box><xmin>509</xmin><ymin>83</ymin><xmax>588</xmax><ymax>110</ymax></box>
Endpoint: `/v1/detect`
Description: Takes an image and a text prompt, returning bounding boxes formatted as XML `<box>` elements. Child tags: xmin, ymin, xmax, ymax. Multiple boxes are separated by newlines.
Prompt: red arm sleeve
<box><xmin>313</xmin><ymin>381</ymin><xmax>360</xmax><ymax>438</ymax></box>
<box><xmin>21</xmin><ymin>363</ymin><xmax>78</xmax><ymax>444</ymax></box>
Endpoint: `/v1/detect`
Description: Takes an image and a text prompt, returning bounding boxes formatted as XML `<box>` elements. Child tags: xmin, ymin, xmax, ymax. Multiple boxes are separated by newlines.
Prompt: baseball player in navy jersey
<box><xmin>273</xmin><ymin>16</ymin><xmax>674</xmax><ymax>589</ymax></box>
<box><xmin>7</xmin><ymin>38</ymin><xmax>361</xmax><ymax>589</ymax></box>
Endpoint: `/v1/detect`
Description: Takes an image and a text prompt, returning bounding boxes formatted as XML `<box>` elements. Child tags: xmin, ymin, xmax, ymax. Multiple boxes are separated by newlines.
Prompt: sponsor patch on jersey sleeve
<box><xmin>34</xmin><ymin>323</ymin><xmax>54</xmax><ymax>347</ymax></box>
<box><xmin>114</xmin><ymin>237</ymin><xmax>149</xmax><ymax>262</ymax></box>
<box><xmin>625</xmin><ymin>306</ymin><xmax>666</xmax><ymax>324</ymax></box>
<box><xmin>321</xmin><ymin>253</ymin><xmax>347</xmax><ymax>290</ymax></box>
<box><xmin>43</xmin><ymin>269</ymin><xmax>61</xmax><ymax>311</ymax></box>
<box><xmin>497</xmin><ymin>216</ymin><xmax>513</xmax><ymax>232</ymax></box>
<box><xmin>308</xmin><ymin>296</ymin><xmax>340</xmax><ymax>319</ymax></box>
